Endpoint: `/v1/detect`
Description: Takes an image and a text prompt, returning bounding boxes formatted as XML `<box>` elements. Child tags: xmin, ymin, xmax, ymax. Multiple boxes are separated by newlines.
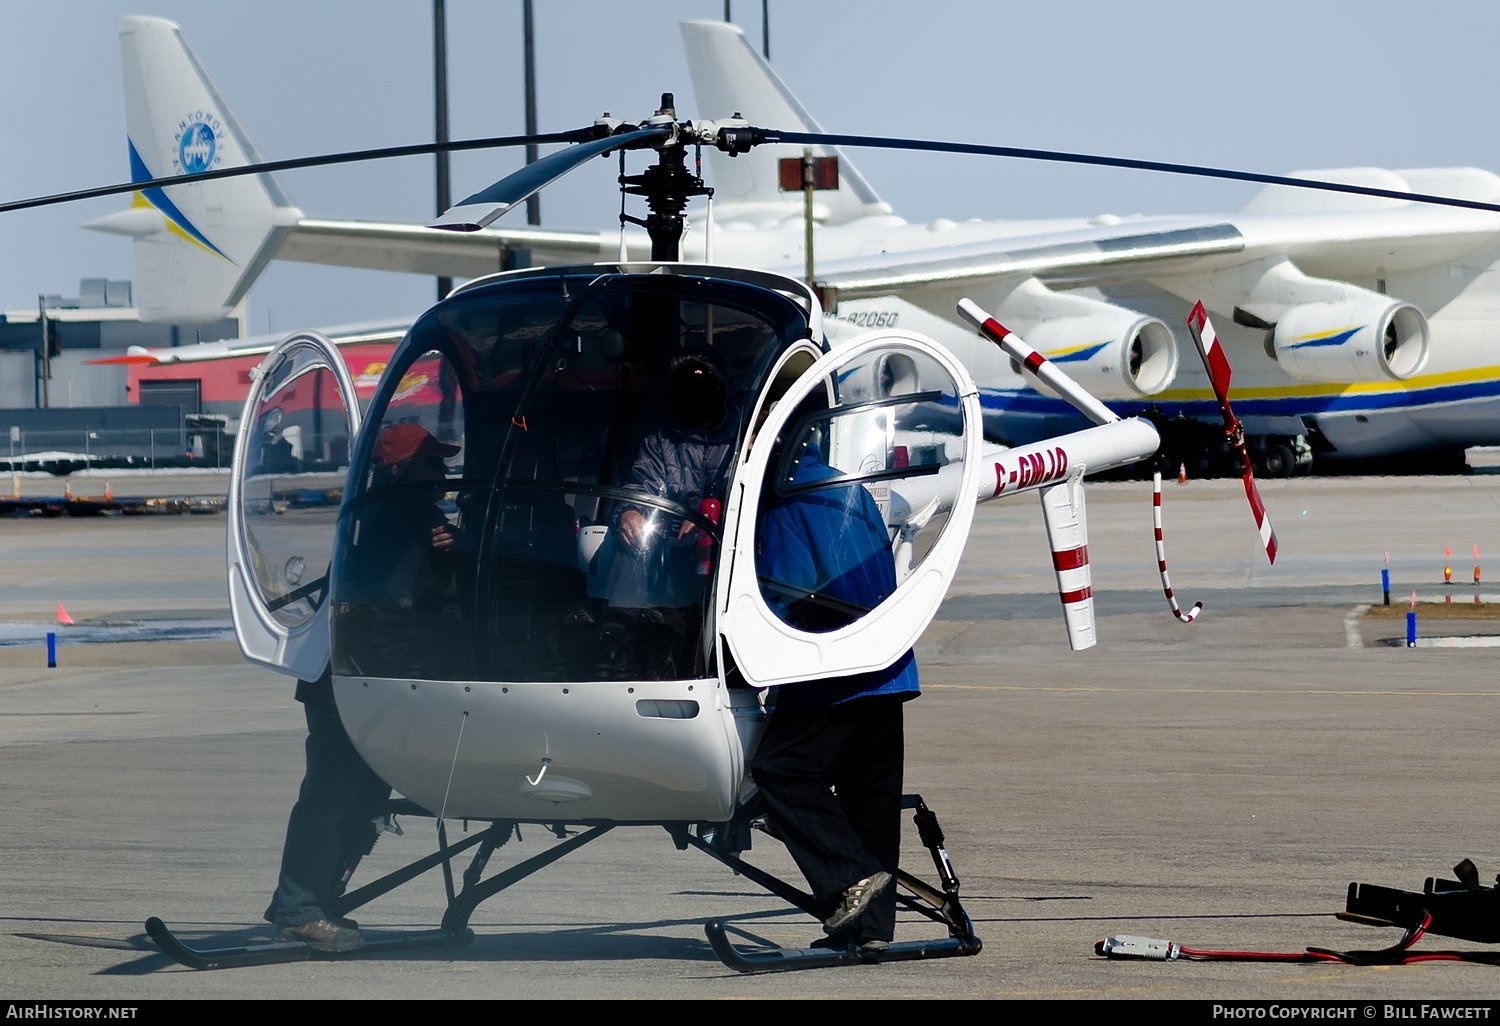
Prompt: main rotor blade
<box><xmin>0</xmin><ymin>129</ymin><xmax>600</xmax><ymax>215</ymax></box>
<box><xmin>12</xmin><ymin>117</ymin><xmax>1500</xmax><ymax>221</ymax></box>
<box><xmin>749</xmin><ymin>128</ymin><xmax>1500</xmax><ymax>217</ymax></box>
<box><xmin>432</xmin><ymin>125</ymin><xmax>673</xmax><ymax>231</ymax></box>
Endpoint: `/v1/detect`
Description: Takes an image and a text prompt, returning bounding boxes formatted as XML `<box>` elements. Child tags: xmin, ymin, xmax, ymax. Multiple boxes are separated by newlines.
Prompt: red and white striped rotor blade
<box><xmin>1185</xmin><ymin>301</ymin><xmax>1279</xmax><ymax>565</ymax></box>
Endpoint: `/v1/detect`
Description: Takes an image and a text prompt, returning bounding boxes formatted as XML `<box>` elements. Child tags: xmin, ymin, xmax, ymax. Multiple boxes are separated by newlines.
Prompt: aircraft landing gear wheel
<box><xmin>1260</xmin><ymin>443</ymin><xmax>1295</xmax><ymax>478</ymax></box>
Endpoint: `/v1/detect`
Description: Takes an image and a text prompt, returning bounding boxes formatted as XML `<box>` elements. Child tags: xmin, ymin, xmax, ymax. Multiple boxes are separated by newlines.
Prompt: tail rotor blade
<box><xmin>1185</xmin><ymin>302</ymin><xmax>1278</xmax><ymax>565</ymax></box>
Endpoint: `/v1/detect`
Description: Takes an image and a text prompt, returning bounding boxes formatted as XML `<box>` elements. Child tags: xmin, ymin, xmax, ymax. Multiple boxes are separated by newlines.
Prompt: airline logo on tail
<box><xmin>174</xmin><ymin>111</ymin><xmax>222</xmax><ymax>174</ymax></box>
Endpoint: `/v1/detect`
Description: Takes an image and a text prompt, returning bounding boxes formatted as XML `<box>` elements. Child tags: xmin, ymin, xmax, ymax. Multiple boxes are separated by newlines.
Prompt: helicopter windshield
<box><xmin>329</xmin><ymin>269</ymin><xmax>811</xmax><ymax>683</ymax></box>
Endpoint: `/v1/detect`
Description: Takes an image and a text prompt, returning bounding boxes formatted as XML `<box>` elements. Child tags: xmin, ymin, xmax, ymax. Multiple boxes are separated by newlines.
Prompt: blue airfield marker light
<box><xmin>46</xmin><ymin>630</ymin><xmax>57</xmax><ymax>668</ymax></box>
<box><xmin>1406</xmin><ymin>591</ymin><xmax>1417</xmax><ymax>649</ymax></box>
<box><xmin>1381</xmin><ymin>561</ymin><xmax>1390</xmax><ymax>607</ymax></box>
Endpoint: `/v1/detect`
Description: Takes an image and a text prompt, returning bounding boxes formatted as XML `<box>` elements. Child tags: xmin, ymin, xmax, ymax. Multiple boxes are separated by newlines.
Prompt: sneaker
<box><xmin>823</xmin><ymin>871</ymin><xmax>892</xmax><ymax>935</ymax></box>
<box><xmin>273</xmin><ymin>918</ymin><xmax>364</xmax><ymax>953</ymax></box>
<box><xmin>810</xmin><ymin>933</ymin><xmax>851</xmax><ymax>952</ymax></box>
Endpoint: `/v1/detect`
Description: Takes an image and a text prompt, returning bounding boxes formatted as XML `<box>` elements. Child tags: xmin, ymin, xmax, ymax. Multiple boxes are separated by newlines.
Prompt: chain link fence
<box><xmin>1</xmin><ymin>424</ymin><xmax>230</xmax><ymax>474</ymax></box>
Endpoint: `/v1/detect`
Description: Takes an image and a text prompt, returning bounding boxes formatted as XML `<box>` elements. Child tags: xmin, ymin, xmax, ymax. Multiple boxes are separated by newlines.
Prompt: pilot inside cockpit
<box><xmin>594</xmin><ymin>348</ymin><xmax>738</xmax><ymax>677</ymax></box>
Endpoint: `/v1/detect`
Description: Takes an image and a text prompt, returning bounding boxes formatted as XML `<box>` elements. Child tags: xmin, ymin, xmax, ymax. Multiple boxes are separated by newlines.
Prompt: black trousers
<box><xmin>750</xmin><ymin>694</ymin><xmax>904</xmax><ymax>942</ymax></box>
<box><xmin>264</xmin><ymin>681</ymin><xmax>391</xmax><ymax>928</ymax></box>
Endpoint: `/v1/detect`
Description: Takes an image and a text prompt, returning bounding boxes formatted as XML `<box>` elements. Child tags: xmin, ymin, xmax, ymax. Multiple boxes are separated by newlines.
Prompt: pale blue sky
<box><xmin>3</xmin><ymin>0</ymin><xmax>1498</xmax><ymax>334</ymax></box>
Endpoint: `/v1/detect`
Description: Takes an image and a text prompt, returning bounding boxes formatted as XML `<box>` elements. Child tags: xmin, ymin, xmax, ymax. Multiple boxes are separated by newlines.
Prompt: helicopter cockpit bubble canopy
<box><xmin>227</xmin><ymin>331</ymin><xmax>362</xmax><ymax>681</ymax></box>
<box><xmin>229</xmin><ymin>262</ymin><xmax>981</xmax><ymax>703</ymax></box>
<box><xmin>327</xmin><ymin>264</ymin><xmax>821</xmax><ymax>685</ymax></box>
<box><xmin>226</xmin><ymin>264</ymin><xmax>982</xmax><ymax>822</ymax></box>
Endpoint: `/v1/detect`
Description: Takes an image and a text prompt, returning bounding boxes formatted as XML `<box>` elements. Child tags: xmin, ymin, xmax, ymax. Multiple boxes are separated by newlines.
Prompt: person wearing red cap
<box><xmin>373</xmin><ymin>421</ymin><xmax>462</xmax><ymax>469</ymax></box>
<box><xmin>263</xmin><ymin>421</ymin><xmax>460</xmax><ymax>953</ymax></box>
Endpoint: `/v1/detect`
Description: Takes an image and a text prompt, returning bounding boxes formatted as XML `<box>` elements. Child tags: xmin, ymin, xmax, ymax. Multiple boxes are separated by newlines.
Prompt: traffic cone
<box><xmin>1177</xmin><ymin>461</ymin><xmax>1188</xmax><ymax>485</ymax></box>
<box><xmin>103</xmin><ymin>480</ymin><xmax>112</xmax><ymax>501</ymax></box>
<box><xmin>56</xmin><ymin>603</ymin><xmax>74</xmax><ymax>626</ymax></box>
<box><xmin>1474</xmin><ymin>544</ymin><xmax>1482</xmax><ymax>587</ymax></box>
<box><xmin>1444</xmin><ymin>547</ymin><xmax>1453</xmax><ymax>585</ymax></box>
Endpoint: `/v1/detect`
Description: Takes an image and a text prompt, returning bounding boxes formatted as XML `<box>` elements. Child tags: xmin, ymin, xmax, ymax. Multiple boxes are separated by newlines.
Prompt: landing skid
<box><xmin>705</xmin><ymin>922</ymin><xmax>981</xmax><ymax>973</ymax></box>
<box><xmin>148</xmin><ymin>807</ymin><xmax>606</xmax><ymax>970</ymax></box>
<box><xmin>144</xmin><ymin>917</ymin><xmax>468</xmax><ymax>970</ymax></box>
<box><xmin>146</xmin><ymin>795</ymin><xmax>980</xmax><ymax>973</ymax></box>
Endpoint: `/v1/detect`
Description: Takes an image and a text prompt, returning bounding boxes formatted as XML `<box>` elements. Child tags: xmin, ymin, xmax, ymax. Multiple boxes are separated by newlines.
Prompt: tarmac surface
<box><xmin>4</xmin><ymin>465</ymin><xmax>1500</xmax><ymax>1002</ymax></box>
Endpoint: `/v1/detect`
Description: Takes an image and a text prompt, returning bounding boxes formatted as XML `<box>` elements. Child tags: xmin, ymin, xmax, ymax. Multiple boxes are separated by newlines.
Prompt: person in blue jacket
<box><xmin>749</xmin><ymin>423</ymin><xmax>918</xmax><ymax>953</ymax></box>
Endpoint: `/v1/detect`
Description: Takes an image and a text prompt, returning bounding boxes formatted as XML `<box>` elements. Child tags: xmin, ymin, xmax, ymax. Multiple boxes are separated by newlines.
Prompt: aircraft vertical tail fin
<box><xmin>83</xmin><ymin>16</ymin><xmax>302</xmax><ymax>324</ymax></box>
<box><xmin>679</xmin><ymin>20</ymin><xmax>891</xmax><ymax>224</ymax></box>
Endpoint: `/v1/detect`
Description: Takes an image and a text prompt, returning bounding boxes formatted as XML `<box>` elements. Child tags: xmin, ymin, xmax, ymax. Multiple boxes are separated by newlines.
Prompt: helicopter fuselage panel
<box><xmin>334</xmin><ymin>673</ymin><xmax>759</xmax><ymax>823</ymax></box>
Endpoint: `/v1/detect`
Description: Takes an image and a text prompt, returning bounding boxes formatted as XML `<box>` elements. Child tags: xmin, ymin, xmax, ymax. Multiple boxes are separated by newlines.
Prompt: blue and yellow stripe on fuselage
<box><xmin>981</xmin><ymin>363</ymin><xmax>1500</xmax><ymax>446</ymax></box>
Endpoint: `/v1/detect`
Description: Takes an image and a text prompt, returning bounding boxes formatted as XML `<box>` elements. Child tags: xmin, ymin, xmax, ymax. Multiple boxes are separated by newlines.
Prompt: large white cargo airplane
<box><xmin>90</xmin><ymin>16</ymin><xmax>1500</xmax><ymax>476</ymax></box>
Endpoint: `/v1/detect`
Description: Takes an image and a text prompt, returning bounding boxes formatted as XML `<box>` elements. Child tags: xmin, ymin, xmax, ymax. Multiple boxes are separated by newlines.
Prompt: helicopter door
<box><xmin>720</xmin><ymin>330</ymin><xmax>982</xmax><ymax>688</ymax></box>
<box><xmin>227</xmin><ymin>332</ymin><xmax>362</xmax><ymax>680</ymax></box>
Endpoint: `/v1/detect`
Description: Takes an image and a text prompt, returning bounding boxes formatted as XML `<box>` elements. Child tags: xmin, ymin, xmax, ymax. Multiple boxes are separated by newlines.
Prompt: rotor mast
<box><xmin>618</xmin><ymin>94</ymin><xmax>712</xmax><ymax>261</ymax></box>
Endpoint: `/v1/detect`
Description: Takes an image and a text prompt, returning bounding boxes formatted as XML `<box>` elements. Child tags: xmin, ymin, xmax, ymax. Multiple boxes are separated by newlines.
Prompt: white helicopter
<box><xmin>9</xmin><ymin>90</ymin><xmax>1278</xmax><ymax>972</ymax></box>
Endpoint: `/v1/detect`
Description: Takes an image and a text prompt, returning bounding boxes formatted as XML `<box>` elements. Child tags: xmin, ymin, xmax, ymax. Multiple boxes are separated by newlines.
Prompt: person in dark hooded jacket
<box><xmin>603</xmin><ymin>349</ymin><xmax>737</xmax><ymax>675</ymax></box>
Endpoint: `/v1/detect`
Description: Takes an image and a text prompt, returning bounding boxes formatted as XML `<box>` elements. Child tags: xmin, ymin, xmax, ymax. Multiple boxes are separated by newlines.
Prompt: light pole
<box><xmin>434</xmin><ymin>0</ymin><xmax>452</xmax><ymax>300</ymax></box>
<box><xmin>523</xmin><ymin>0</ymin><xmax>539</xmax><ymax>226</ymax></box>
<box><xmin>802</xmin><ymin>149</ymin><xmax>815</xmax><ymax>288</ymax></box>
<box><xmin>37</xmin><ymin>295</ymin><xmax>51</xmax><ymax>408</ymax></box>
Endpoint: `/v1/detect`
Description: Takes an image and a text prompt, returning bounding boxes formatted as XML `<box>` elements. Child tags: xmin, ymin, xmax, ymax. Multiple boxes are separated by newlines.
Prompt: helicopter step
<box><xmin>144</xmin><ymin>917</ymin><xmax>470</xmax><ymax>971</ymax></box>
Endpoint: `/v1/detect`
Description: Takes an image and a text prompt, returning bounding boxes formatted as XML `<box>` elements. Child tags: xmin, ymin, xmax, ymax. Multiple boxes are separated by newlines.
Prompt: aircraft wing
<box><xmin>812</xmin><ymin>194</ymin><xmax>1500</xmax><ymax>305</ymax></box>
<box><xmin>275</xmin><ymin>219</ymin><xmax>616</xmax><ymax>279</ymax></box>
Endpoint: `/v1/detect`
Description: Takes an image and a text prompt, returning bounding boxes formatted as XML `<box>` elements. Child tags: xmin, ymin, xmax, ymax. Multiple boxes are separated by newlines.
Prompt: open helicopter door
<box><xmin>227</xmin><ymin>332</ymin><xmax>362</xmax><ymax>681</ymax></box>
<box><xmin>720</xmin><ymin>330</ymin><xmax>982</xmax><ymax>688</ymax></box>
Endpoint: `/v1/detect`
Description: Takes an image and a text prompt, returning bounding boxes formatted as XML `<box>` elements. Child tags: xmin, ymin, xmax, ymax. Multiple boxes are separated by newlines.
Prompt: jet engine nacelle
<box><xmin>1267</xmin><ymin>297</ymin><xmax>1430</xmax><ymax>383</ymax></box>
<box><xmin>986</xmin><ymin>278</ymin><xmax>1178</xmax><ymax>400</ymax></box>
<box><xmin>1013</xmin><ymin>312</ymin><xmax>1179</xmax><ymax>400</ymax></box>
